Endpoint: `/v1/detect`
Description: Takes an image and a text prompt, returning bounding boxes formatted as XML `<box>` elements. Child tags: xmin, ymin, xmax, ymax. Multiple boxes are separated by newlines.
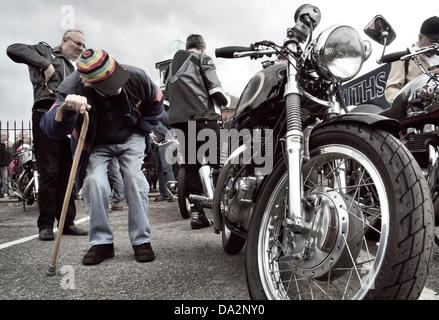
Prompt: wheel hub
<box><xmin>282</xmin><ymin>187</ymin><xmax>363</xmax><ymax>279</ymax></box>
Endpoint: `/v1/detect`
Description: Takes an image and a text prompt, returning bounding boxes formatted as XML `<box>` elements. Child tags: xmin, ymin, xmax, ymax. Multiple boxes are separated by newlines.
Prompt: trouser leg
<box><xmin>33</xmin><ymin>111</ymin><xmax>76</xmax><ymax>231</ymax></box>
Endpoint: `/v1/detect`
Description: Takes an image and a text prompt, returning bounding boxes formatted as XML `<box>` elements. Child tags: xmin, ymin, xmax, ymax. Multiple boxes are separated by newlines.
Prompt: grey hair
<box><xmin>61</xmin><ymin>29</ymin><xmax>84</xmax><ymax>45</ymax></box>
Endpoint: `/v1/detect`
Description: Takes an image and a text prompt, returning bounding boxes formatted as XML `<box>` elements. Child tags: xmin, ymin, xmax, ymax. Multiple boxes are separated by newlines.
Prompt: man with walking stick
<box><xmin>41</xmin><ymin>48</ymin><xmax>163</xmax><ymax>265</ymax></box>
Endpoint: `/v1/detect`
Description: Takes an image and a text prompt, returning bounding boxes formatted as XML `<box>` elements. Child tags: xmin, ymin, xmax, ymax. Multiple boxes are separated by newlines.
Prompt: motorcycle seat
<box><xmin>379</xmin><ymin>92</ymin><xmax>408</xmax><ymax>121</ymax></box>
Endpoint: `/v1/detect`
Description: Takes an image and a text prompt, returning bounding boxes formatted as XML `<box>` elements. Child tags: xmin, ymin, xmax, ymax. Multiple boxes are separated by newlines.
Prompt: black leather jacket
<box><xmin>165</xmin><ymin>50</ymin><xmax>227</xmax><ymax>125</ymax></box>
<box><xmin>7</xmin><ymin>42</ymin><xmax>75</xmax><ymax>111</ymax></box>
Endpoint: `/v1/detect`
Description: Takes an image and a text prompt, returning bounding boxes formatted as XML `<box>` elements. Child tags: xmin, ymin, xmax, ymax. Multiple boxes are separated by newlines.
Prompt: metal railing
<box><xmin>0</xmin><ymin>120</ymin><xmax>33</xmax><ymax>151</ymax></box>
<box><xmin>1</xmin><ymin>120</ymin><xmax>32</xmax><ymax>198</ymax></box>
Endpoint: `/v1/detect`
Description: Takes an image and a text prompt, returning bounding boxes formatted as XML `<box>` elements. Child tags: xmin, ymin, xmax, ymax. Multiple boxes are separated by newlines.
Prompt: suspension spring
<box><xmin>285</xmin><ymin>94</ymin><xmax>302</xmax><ymax>134</ymax></box>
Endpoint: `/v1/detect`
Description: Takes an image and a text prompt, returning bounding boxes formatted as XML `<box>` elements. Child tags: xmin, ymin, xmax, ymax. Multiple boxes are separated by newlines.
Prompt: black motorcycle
<box><xmin>209</xmin><ymin>4</ymin><xmax>434</xmax><ymax>299</ymax></box>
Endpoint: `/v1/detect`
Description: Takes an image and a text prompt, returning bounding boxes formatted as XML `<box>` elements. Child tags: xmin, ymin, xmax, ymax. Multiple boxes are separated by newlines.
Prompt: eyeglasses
<box><xmin>66</xmin><ymin>37</ymin><xmax>86</xmax><ymax>48</ymax></box>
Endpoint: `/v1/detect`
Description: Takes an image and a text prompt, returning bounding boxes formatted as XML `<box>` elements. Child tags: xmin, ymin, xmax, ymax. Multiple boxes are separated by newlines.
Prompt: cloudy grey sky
<box><xmin>0</xmin><ymin>0</ymin><xmax>434</xmax><ymax>124</ymax></box>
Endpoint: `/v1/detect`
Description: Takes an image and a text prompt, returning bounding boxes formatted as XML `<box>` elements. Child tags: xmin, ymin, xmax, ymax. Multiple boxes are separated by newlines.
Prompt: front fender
<box><xmin>302</xmin><ymin>113</ymin><xmax>401</xmax><ymax>161</ymax></box>
<box><xmin>316</xmin><ymin>112</ymin><xmax>401</xmax><ymax>135</ymax></box>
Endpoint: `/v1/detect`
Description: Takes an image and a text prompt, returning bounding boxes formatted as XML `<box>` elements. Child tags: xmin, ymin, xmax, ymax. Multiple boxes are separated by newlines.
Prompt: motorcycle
<box><xmin>206</xmin><ymin>4</ymin><xmax>434</xmax><ymax>300</ymax></box>
<box><xmin>353</xmin><ymin>20</ymin><xmax>439</xmax><ymax>245</ymax></box>
<box><xmin>10</xmin><ymin>145</ymin><xmax>39</xmax><ymax>208</ymax></box>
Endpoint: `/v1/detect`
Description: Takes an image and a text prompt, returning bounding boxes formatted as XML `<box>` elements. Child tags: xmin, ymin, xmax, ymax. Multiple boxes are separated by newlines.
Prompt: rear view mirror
<box><xmin>364</xmin><ymin>15</ymin><xmax>396</xmax><ymax>46</ymax></box>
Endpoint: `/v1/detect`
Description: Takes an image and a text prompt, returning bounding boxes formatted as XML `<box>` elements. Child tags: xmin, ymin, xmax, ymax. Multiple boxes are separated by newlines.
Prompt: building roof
<box><xmin>157</xmin><ymin>39</ymin><xmax>186</xmax><ymax>65</ymax></box>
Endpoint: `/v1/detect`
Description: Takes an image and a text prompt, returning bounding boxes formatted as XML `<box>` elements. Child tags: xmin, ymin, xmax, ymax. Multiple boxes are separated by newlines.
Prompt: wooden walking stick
<box><xmin>46</xmin><ymin>104</ymin><xmax>89</xmax><ymax>276</ymax></box>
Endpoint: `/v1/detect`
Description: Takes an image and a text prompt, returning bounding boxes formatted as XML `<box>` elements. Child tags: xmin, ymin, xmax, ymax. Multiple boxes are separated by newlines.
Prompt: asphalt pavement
<box><xmin>1</xmin><ymin>191</ymin><xmax>439</xmax><ymax>309</ymax></box>
<box><xmin>0</xmin><ymin>192</ymin><xmax>248</xmax><ymax>300</ymax></box>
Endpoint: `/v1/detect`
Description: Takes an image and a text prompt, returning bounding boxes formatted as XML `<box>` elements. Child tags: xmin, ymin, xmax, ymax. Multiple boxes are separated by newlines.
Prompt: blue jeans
<box><xmin>82</xmin><ymin>134</ymin><xmax>151</xmax><ymax>246</ymax></box>
<box><xmin>152</xmin><ymin>142</ymin><xmax>176</xmax><ymax>197</ymax></box>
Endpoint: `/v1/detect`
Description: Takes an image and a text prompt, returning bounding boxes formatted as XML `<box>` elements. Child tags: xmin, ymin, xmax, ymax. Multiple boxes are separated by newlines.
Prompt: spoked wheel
<box><xmin>177</xmin><ymin>166</ymin><xmax>191</xmax><ymax>219</ymax></box>
<box><xmin>246</xmin><ymin>124</ymin><xmax>434</xmax><ymax>300</ymax></box>
<box><xmin>24</xmin><ymin>184</ymin><xmax>36</xmax><ymax>205</ymax></box>
<box><xmin>18</xmin><ymin>172</ymin><xmax>35</xmax><ymax>206</ymax></box>
<box><xmin>213</xmin><ymin>163</ymin><xmax>246</xmax><ymax>255</ymax></box>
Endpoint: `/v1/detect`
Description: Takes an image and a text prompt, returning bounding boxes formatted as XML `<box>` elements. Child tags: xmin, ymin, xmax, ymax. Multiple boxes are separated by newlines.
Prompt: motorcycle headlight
<box><xmin>313</xmin><ymin>25</ymin><xmax>366</xmax><ymax>82</ymax></box>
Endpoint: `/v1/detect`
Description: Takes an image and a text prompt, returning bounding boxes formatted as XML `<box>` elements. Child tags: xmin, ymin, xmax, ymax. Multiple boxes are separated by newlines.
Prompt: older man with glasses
<box><xmin>7</xmin><ymin>29</ymin><xmax>88</xmax><ymax>241</ymax></box>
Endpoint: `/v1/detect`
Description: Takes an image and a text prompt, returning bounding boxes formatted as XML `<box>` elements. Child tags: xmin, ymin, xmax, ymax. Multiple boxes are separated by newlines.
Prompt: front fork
<box><xmin>282</xmin><ymin>54</ymin><xmax>345</xmax><ymax>239</ymax></box>
<box><xmin>283</xmin><ymin>58</ymin><xmax>306</xmax><ymax>234</ymax></box>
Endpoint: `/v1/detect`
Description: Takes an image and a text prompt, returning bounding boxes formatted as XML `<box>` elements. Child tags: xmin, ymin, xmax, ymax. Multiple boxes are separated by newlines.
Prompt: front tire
<box><xmin>246</xmin><ymin>124</ymin><xmax>434</xmax><ymax>300</ymax></box>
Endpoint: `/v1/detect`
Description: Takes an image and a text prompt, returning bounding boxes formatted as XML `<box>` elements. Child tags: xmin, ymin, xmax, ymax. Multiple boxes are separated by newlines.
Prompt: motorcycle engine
<box><xmin>224</xmin><ymin>175</ymin><xmax>260</xmax><ymax>230</ymax></box>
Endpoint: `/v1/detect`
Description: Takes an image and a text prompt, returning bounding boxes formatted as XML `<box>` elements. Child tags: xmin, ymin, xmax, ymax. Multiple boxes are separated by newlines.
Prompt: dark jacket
<box><xmin>0</xmin><ymin>142</ymin><xmax>11</xmax><ymax>167</ymax></box>
<box><xmin>40</xmin><ymin>65</ymin><xmax>164</xmax><ymax>188</ymax></box>
<box><xmin>7</xmin><ymin>42</ymin><xmax>75</xmax><ymax>111</ymax></box>
<box><xmin>165</xmin><ymin>50</ymin><xmax>226</xmax><ymax>125</ymax></box>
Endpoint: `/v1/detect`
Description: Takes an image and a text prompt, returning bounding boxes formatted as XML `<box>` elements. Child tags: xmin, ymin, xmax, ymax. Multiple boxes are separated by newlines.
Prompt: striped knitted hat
<box><xmin>77</xmin><ymin>48</ymin><xmax>130</xmax><ymax>96</ymax></box>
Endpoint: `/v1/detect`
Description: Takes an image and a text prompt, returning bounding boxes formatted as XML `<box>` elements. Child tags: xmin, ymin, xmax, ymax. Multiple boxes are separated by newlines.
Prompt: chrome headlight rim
<box><xmin>313</xmin><ymin>24</ymin><xmax>366</xmax><ymax>82</ymax></box>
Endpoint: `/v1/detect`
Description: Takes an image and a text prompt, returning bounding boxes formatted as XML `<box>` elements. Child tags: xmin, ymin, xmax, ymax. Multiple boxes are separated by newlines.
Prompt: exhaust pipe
<box><xmin>199</xmin><ymin>165</ymin><xmax>214</xmax><ymax>200</ymax></box>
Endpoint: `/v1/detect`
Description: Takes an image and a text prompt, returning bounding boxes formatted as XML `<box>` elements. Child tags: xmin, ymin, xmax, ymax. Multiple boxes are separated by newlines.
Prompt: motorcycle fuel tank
<box><xmin>232</xmin><ymin>63</ymin><xmax>286</xmax><ymax>129</ymax></box>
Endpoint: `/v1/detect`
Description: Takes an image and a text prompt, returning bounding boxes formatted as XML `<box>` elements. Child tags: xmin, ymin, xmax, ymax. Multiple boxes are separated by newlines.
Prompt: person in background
<box><xmin>165</xmin><ymin>34</ymin><xmax>230</xmax><ymax>230</ymax></box>
<box><xmin>108</xmin><ymin>157</ymin><xmax>126</xmax><ymax>211</ymax></box>
<box><xmin>151</xmin><ymin>107</ymin><xmax>176</xmax><ymax>202</ymax></box>
<box><xmin>7</xmin><ymin>30</ymin><xmax>88</xmax><ymax>240</ymax></box>
<box><xmin>10</xmin><ymin>131</ymin><xmax>28</xmax><ymax>156</ymax></box>
<box><xmin>40</xmin><ymin>48</ymin><xmax>163</xmax><ymax>265</ymax></box>
<box><xmin>0</xmin><ymin>132</ymin><xmax>12</xmax><ymax>198</ymax></box>
<box><xmin>385</xmin><ymin>16</ymin><xmax>439</xmax><ymax>104</ymax></box>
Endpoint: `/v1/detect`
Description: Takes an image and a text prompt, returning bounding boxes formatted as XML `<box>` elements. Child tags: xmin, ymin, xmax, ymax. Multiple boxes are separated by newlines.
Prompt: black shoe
<box><xmin>133</xmin><ymin>243</ymin><xmax>155</xmax><ymax>262</ymax></box>
<box><xmin>39</xmin><ymin>228</ymin><xmax>54</xmax><ymax>241</ymax></box>
<box><xmin>191</xmin><ymin>217</ymin><xmax>213</xmax><ymax>230</ymax></box>
<box><xmin>63</xmin><ymin>224</ymin><xmax>88</xmax><ymax>236</ymax></box>
<box><xmin>154</xmin><ymin>195</ymin><xmax>171</xmax><ymax>202</ymax></box>
<box><xmin>83</xmin><ymin>244</ymin><xmax>115</xmax><ymax>265</ymax></box>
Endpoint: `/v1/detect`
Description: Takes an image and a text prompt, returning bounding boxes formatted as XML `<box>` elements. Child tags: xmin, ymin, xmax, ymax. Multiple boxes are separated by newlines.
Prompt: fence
<box><xmin>1</xmin><ymin>119</ymin><xmax>158</xmax><ymax>198</ymax></box>
<box><xmin>1</xmin><ymin>120</ymin><xmax>33</xmax><ymax>197</ymax></box>
<box><xmin>0</xmin><ymin>120</ymin><xmax>33</xmax><ymax>153</ymax></box>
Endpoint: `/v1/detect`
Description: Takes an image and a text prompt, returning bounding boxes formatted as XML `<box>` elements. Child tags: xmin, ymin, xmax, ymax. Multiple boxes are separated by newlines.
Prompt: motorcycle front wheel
<box><xmin>246</xmin><ymin>124</ymin><xmax>434</xmax><ymax>300</ymax></box>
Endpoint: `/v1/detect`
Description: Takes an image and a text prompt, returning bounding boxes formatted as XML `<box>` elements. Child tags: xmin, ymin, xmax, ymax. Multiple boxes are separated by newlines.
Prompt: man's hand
<box><xmin>64</xmin><ymin>94</ymin><xmax>91</xmax><ymax>114</ymax></box>
<box><xmin>44</xmin><ymin>64</ymin><xmax>55</xmax><ymax>84</ymax></box>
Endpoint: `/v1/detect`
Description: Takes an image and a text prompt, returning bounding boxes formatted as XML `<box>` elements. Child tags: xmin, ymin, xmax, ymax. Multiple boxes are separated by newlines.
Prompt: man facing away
<box><xmin>165</xmin><ymin>34</ymin><xmax>230</xmax><ymax>230</ymax></box>
<box><xmin>7</xmin><ymin>29</ymin><xmax>88</xmax><ymax>240</ymax></box>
